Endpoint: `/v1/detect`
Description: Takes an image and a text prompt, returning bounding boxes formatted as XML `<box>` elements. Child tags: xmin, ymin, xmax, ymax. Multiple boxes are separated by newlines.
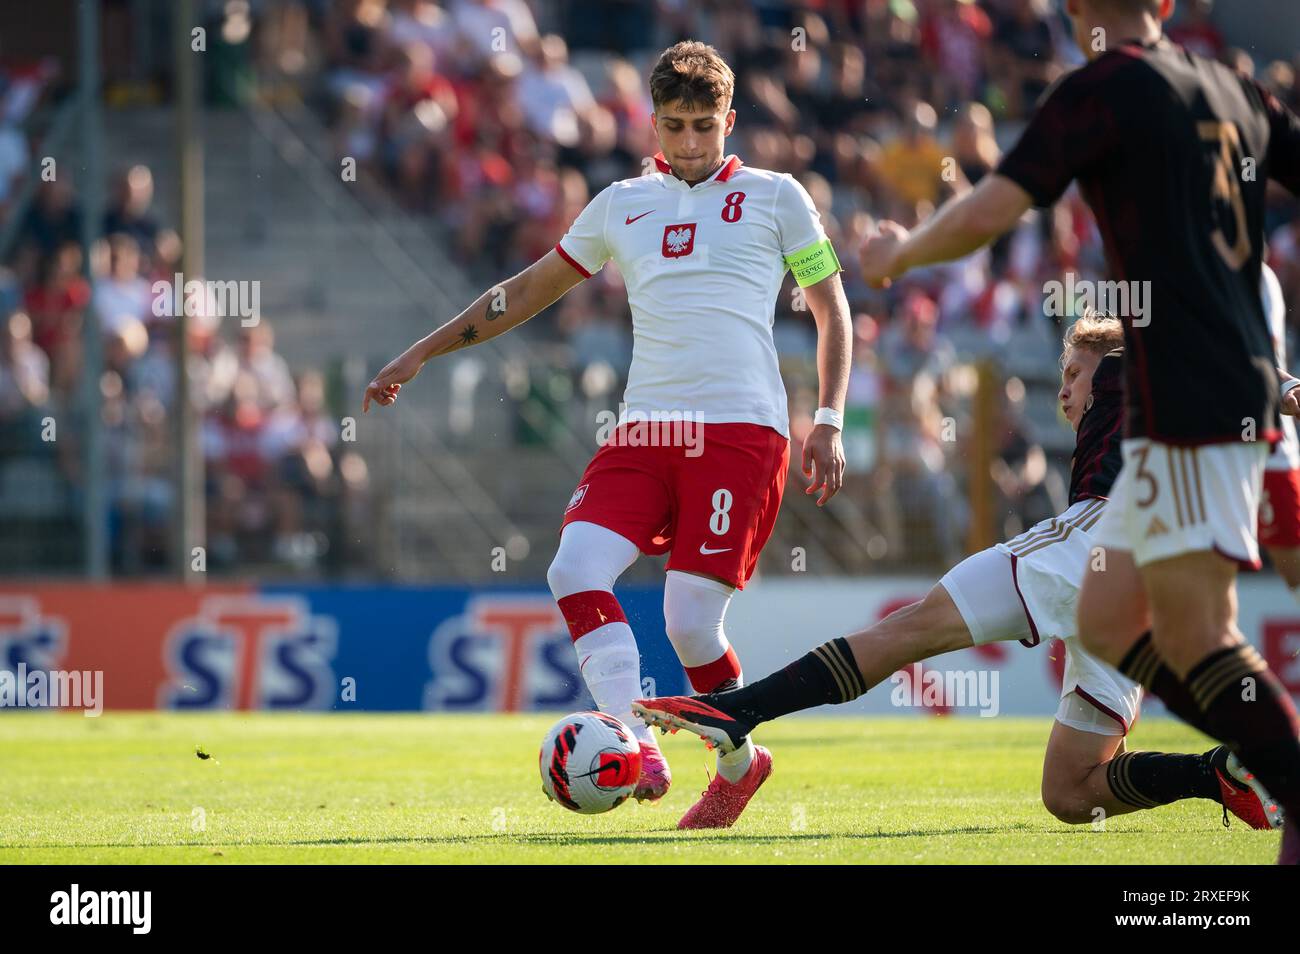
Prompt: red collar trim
<box><xmin>652</xmin><ymin>153</ymin><xmax>744</xmax><ymax>184</ymax></box>
<box><xmin>715</xmin><ymin>154</ymin><xmax>743</xmax><ymax>182</ymax></box>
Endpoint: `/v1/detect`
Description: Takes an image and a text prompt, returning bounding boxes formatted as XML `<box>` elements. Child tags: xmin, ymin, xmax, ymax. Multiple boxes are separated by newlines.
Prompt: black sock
<box><xmin>713</xmin><ymin>637</ymin><xmax>867</xmax><ymax>726</ymax></box>
<box><xmin>1187</xmin><ymin>644</ymin><xmax>1300</xmax><ymax>817</ymax></box>
<box><xmin>1118</xmin><ymin>632</ymin><xmax>1214</xmax><ymax>735</ymax></box>
<box><xmin>1106</xmin><ymin>747</ymin><xmax>1223</xmax><ymax>809</ymax></box>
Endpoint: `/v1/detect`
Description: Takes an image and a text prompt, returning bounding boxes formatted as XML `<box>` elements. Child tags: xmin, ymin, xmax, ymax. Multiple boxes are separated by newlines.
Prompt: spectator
<box><xmin>264</xmin><ymin>369</ymin><xmax>339</xmax><ymax>562</ymax></box>
<box><xmin>23</xmin><ymin>240</ymin><xmax>89</xmax><ymax>394</ymax></box>
<box><xmin>381</xmin><ymin>42</ymin><xmax>458</xmax><ymax>207</ymax></box>
<box><xmin>0</xmin><ymin>310</ymin><xmax>49</xmax><ymax>455</ymax></box>
<box><xmin>93</xmin><ymin>234</ymin><xmax>153</xmax><ymax>338</ymax></box>
<box><xmin>949</xmin><ymin>101</ymin><xmax>1001</xmax><ymax>188</ymax></box>
<box><xmin>1168</xmin><ymin>0</ymin><xmax>1225</xmax><ymax>60</ymax></box>
<box><xmin>102</xmin><ymin>165</ymin><xmax>174</xmax><ymax>274</ymax></box>
<box><xmin>453</xmin><ymin>0</ymin><xmax>540</xmax><ymax>63</ymax></box>
<box><xmin>19</xmin><ymin>178</ymin><xmax>82</xmax><ymax>262</ymax></box>
<box><xmin>0</xmin><ymin>118</ymin><xmax>28</xmax><ymax>217</ymax></box>
<box><xmin>234</xmin><ymin>322</ymin><xmax>296</xmax><ymax>411</ymax></box>
<box><xmin>991</xmin><ymin>382</ymin><xmax>1059</xmax><ymax>536</ymax></box>
<box><xmin>920</xmin><ymin>0</ymin><xmax>992</xmax><ymax>111</ymax></box>
<box><xmin>516</xmin><ymin>35</ymin><xmax>598</xmax><ymax>149</ymax></box>
<box><xmin>877</xmin><ymin>100</ymin><xmax>947</xmax><ymax>222</ymax></box>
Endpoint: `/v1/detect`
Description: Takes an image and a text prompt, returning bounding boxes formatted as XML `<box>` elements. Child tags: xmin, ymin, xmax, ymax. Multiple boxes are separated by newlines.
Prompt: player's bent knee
<box><xmin>545</xmin><ymin>549</ymin><xmax>582</xmax><ymax>599</ymax></box>
<box><xmin>894</xmin><ymin>585</ymin><xmax>972</xmax><ymax>656</ymax></box>
<box><xmin>1039</xmin><ymin>783</ymin><xmax>1094</xmax><ymax>825</ymax></box>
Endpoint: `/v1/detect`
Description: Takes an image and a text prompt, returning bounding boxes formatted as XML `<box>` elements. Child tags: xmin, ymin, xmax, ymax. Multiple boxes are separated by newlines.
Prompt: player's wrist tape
<box><xmin>1283</xmin><ymin>377</ymin><xmax>1300</xmax><ymax>399</ymax></box>
<box><xmin>814</xmin><ymin>407</ymin><xmax>844</xmax><ymax>430</ymax></box>
<box><xmin>784</xmin><ymin>238</ymin><xmax>841</xmax><ymax>288</ymax></box>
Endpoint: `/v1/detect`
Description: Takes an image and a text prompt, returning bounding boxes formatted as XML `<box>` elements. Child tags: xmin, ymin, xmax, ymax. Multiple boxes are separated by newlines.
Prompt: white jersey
<box><xmin>555</xmin><ymin>154</ymin><xmax>835</xmax><ymax>439</ymax></box>
<box><xmin>1263</xmin><ymin>263</ymin><xmax>1300</xmax><ymax>471</ymax></box>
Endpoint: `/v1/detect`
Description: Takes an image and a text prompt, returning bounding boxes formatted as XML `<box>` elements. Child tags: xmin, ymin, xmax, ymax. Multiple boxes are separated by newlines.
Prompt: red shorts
<box><xmin>1260</xmin><ymin>467</ymin><xmax>1300</xmax><ymax>548</ymax></box>
<box><xmin>561</xmin><ymin>422</ymin><xmax>789</xmax><ymax>589</ymax></box>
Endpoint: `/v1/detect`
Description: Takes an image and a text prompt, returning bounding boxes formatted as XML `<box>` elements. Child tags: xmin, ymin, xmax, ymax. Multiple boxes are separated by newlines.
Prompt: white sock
<box><xmin>661</xmin><ymin>571</ymin><xmax>753</xmax><ymax>776</ymax></box>
<box><xmin>715</xmin><ymin>667</ymin><xmax>754</xmax><ymax>783</ymax></box>
<box><xmin>717</xmin><ymin>738</ymin><xmax>755</xmax><ymax>783</ymax></box>
<box><xmin>573</xmin><ymin>624</ymin><xmax>652</xmax><ymax>744</ymax></box>
<box><xmin>547</xmin><ymin>521</ymin><xmax>648</xmax><ymax>742</ymax></box>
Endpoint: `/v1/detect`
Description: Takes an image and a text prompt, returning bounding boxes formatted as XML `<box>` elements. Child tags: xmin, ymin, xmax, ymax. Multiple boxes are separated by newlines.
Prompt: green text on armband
<box><xmin>784</xmin><ymin>238</ymin><xmax>841</xmax><ymax>287</ymax></box>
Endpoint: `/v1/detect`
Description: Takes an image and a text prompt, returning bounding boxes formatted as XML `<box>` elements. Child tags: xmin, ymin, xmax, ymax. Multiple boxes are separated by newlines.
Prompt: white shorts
<box><xmin>940</xmin><ymin>499</ymin><xmax>1142</xmax><ymax>736</ymax></box>
<box><xmin>1091</xmin><ymin>438</ymin><xmax>1267</xmax><ymax>568</ymax></box>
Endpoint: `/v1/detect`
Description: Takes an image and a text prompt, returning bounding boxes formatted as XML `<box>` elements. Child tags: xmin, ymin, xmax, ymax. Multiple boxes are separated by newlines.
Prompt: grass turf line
<box><xmin>0</xmin><ymin>712</ymin><xmax>1280</xmax><ymax>864</ymax></box>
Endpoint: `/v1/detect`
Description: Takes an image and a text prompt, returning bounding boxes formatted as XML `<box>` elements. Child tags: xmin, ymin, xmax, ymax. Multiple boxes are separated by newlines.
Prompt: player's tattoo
<box><xmin>485</xmin><ymin>298</ymin><xmax>506</xmax><ymax>321</ymax></box>
<box><xmin>431</xmin><ymin>324</ymin><xmax>480</xmax><ymax>357</ymax></box>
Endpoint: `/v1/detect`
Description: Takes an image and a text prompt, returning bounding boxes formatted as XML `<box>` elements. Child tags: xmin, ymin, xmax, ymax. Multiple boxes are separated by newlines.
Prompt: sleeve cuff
<box><xmin>554</xmin><ymin>243</ymin><xmax>593</xmax><ymax>279</ymax></box>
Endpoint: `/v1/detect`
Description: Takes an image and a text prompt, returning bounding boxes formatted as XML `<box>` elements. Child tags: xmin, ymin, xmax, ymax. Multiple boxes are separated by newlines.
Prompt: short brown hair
<box><xmin>648</xmin><ymin>41</ymin><xmax>734</xmax><ymax>113</ymax></box>
<box><xmin>1061</xmin><ymin>309</ymin><xmax>1123</xmax><ymax>367</ymax></box>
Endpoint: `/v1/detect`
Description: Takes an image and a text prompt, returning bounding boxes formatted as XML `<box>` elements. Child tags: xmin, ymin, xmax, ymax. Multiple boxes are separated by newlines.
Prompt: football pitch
<box><xmin>0</xmin><ymin>712</ymin><xmax>1281</xmax><ymax>865</ymax></box>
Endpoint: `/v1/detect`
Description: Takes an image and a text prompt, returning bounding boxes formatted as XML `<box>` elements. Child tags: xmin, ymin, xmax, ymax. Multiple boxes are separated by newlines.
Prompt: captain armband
<box><xmin>783</xmin><ymin>237</ymin><xmax>841</xmax><ymax>288</ymax></box>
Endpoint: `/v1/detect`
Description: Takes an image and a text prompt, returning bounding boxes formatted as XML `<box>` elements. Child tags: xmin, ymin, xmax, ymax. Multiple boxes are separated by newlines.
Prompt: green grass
<box><xmin>0</xmin><ymin>713</ymin><xmax>1281</xmax><ymax>864</ymax></box>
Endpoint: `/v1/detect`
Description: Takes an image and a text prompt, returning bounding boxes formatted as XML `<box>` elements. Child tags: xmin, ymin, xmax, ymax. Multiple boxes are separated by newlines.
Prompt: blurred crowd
<box><xmin>6</xmin><ymin>0</ymin><xmax>1300</xmax><ymax>575</ymax></box>
<box><xmin>1</xmin><ymin>58</ymin><xmax>361</xmax><ymax>573</ymax></box>
<box><xmin>300</xmin><ymin>0</ymin><xmax>1300</xmax><ymax>565</ymax></box>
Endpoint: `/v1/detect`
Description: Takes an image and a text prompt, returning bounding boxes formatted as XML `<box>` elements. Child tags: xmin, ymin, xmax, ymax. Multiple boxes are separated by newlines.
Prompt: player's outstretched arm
<box><xmin>362</xmin><ymin>249</ymin><xmax>586</xmax><ymax>412</ymax></box>
<box><xmin>859</xmin><ymin>174</ymin><xmax>1033</xmax><ymax>288</ymax></box>
<box><xmin>801</xmin><ymin>270</ymin><xmax>851</xmax><ymax>506</ymax></box>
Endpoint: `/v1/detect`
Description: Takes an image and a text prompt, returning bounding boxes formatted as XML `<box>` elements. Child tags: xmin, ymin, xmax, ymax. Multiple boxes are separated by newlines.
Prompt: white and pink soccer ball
<box><xmin>539</xmin><ymin>711</ymin><xmax>642</xmax><ymax>814</ymax></box>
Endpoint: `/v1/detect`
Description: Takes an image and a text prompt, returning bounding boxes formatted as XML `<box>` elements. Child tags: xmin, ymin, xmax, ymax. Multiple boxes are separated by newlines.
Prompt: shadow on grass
<box><xmin>15</xmin><ymin>822</ymin><xmax>1113</xmax><ymax>850</ymax></box>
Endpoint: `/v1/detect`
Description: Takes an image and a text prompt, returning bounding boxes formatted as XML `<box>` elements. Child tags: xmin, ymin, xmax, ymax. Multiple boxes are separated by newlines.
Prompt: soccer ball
<box><xmin>539</xmin><ymin>711</ymin><xmax>642</xmax><ymax>814</ymax></box>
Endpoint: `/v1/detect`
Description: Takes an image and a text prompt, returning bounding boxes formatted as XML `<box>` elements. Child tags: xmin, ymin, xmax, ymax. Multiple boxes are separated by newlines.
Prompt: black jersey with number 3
<box><xmin>998</xmin><ymin>38</ymin><xmax>1300</xmax><ymax>446</ymax></box>
<box><xmin>1071</xmin><ymin>349</ymin><xmax>1124</xmax><ymax>504</ymax></box>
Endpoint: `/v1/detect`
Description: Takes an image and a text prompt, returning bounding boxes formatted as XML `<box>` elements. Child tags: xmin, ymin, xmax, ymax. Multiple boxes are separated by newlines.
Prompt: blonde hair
<box><xmin>1060</xmin><ymin>309</ymin><xmax>1123</xmax><ymax>368</ymax></box>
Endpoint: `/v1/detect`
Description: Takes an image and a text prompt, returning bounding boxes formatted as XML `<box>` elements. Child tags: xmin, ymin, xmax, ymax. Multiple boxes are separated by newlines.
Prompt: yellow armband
<box><xmin>783</xmin><ymin>237</ymin><xmax>841</xmax><ymax>288</ymax></box>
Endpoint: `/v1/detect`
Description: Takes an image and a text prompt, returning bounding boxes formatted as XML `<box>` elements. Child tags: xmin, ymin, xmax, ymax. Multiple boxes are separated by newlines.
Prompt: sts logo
<box><xmin>160</xmin><ymin>595</ymin><xmax>338</xmax><ymax>710</ymax></box>
<box><xmin>0</xmin><ymin>596</ymin><xmax>67</xmax><ymax>682</ymax></box>
<box><xmin>424</xmin><ymin>595</ymin><xmax>591</xmax><ymax>711</ymax></box>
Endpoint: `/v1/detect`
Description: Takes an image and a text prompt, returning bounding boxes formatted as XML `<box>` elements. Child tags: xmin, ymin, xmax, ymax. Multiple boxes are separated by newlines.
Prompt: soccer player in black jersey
<box><xmin>634</xmin><ymin>313</ymin><xmax>1281</xmax><ymax>832</ymax></box>
<box><xmin>851</xmin><ymin>0</ymin><xmax>1300</xmax><ymax>863</ymax></box>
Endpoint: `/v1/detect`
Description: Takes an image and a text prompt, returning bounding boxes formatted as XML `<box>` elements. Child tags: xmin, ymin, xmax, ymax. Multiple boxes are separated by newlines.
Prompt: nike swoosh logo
<box><xmin>699</xmin><ymin>544</ymin><xmax>732</xmax><ymax>555</ymax></box>
<box><xmin>625</xmin><ymin>210</ymin><xmax>654</xmax><ymax>224</ymax></box>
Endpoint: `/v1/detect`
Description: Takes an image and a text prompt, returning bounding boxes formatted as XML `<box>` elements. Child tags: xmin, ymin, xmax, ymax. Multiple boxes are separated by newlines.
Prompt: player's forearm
<box><xmin>810</xmin><ymin>279</ymin><xmax>852</xmax><ymax>411</ymax></box>
<box><xmin>895</xmin><ymin>175</ymin><xmax>1030</xmax><ymax>276</ymax></box>
<box><xmin>411</xmin><ymin>271</ymin><xmax>544</xmax><ymax>361</ymax></box>
<box><xmin>895</xmin><ymin>194</ymin><xmax>1001</xmax><ymax>275</ymax></box>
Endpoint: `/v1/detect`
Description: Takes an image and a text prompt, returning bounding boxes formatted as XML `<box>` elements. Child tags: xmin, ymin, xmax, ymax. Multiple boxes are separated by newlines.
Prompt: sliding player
<box><xmin>853</xmin><ymin>0</ymin><xmax>1300</xmax><ymax>863</ymax></box>
<box><xmin>635</xmin><ymin>312</ymin><xmax>1281</xmax><ymax>831</ymax></box>
<box><xmin>362</xmin><ymin>41</ymin><xmax>852</xmax><ymax>827</ymax></box>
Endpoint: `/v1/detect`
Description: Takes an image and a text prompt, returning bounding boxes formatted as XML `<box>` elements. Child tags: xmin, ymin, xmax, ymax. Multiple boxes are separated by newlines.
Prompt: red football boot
<box><xmin>631</xmin><ymin>694</ymin><xmax>752</xmax><ymax>754</ymax></box>
<box><xmin>1215</xmin><ymin>751</ymin><xmax>1284</xmax><ymax>830</ymax></box>
<box><xmin>676</xmin><ymin>745</ymin><xmax>773</xmax><ymax>830</ymax></box>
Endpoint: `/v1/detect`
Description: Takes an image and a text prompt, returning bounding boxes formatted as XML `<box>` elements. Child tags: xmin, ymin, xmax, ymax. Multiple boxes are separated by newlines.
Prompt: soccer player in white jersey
<box><xmin>362</xmin><ymin>41</ymin><xmax>852</xmax><ymax>828</ymax></box>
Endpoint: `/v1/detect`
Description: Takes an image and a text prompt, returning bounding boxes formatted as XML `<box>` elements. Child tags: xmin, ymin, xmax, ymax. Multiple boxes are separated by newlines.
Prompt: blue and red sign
<box><xmin>0</xmin><ymin>583</ymin><xmax>685</xmax><ymax>711</ymax></box>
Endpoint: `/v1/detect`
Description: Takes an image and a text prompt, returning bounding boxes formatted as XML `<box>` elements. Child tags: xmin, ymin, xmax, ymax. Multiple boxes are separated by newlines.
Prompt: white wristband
<box><xmin>814</xmin><ymin>407</ymin><xmax>844</xmax><ymax>430</ymax></box>
<box><xmin>1284</xmin><ymin>377</ymin><xmax>1300</xmax><ymax>399</ymax></box>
